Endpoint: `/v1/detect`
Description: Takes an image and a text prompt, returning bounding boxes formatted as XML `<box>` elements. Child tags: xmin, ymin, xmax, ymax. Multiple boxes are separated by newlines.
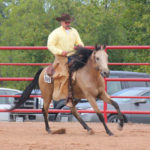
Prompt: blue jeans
<box><xmin>68</xmin><ymin>56</ymin><xmax>75</xmax><ymax>63</ymax></box>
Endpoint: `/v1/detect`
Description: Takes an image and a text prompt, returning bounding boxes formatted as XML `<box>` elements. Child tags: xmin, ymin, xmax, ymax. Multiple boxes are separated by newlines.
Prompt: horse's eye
<box><xmin>96</xmin><ymin>57</ymin><xmax>99</xmax><ymax>61</ymax></box>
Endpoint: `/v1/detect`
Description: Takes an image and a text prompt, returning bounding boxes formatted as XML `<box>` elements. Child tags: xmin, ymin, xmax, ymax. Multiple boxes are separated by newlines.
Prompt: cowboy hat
<box><xmin>56</xmin><ymin>13</ymin><xmax>74</xmax><ymax>22</ymax></box>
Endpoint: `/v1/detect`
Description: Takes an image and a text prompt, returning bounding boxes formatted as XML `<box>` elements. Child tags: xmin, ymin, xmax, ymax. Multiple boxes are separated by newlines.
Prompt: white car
<box><xmin>0</xmin><ymin>88</ymin><xmax>21</xmax><ymax>121</ymax></box>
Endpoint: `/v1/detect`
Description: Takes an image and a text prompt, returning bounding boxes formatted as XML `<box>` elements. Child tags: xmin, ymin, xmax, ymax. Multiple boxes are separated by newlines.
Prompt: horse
<box><xmin>10</xmin><ymin>45</ymin><xmax>124</xmax><ymax>136</ymax></box>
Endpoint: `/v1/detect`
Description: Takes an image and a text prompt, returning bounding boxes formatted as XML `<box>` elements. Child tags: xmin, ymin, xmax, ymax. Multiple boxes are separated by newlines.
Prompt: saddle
<box><xmin>46</xmin><ymin>65</ymin><xmax>55</xmax><ymax>76</ymax></box>
<box><xmin>45</xmin><ymin>62</ymin><xmax>76</xmax><ymax>82</ymax></box>
<box><xmin>45</xmin><ymin>60</ymin><xmax>75</xmax><ymax>101</ymax></box>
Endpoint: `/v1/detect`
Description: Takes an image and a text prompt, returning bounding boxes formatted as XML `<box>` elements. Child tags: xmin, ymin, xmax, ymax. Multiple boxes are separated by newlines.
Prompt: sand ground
<box><xmin>0</xmin><ymin>122</ymin><xmax>150</xmax><ymax>150</ymax></box>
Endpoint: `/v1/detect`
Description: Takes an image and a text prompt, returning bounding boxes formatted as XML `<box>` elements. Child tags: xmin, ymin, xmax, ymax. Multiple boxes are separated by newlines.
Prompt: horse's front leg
<box><xmin>70</xmin><ymin>106</ymin><xmax>94</xmax><ymax>135</ymax></box>
<box><xmin>101</xmin><ymin>91</ymin><xmax>124</xmax><ymax>130</ymax></box>
<box><xmin>109</xmin><ymin>99</ymin><xmax>124</xmax><ymax>130</ymax></box>
<box><xmin>87</xmin><ymin>96</ymin><xmax>113</xmax><ymax>136</ymax></box>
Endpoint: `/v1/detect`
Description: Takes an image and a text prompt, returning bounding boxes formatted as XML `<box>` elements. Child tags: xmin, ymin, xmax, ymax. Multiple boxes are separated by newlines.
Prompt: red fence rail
<box><xmin>1</xmin><ymin>109</ymin><xmax>150</xmax><ymax>114</ymax></box>
<box><xmin>1</xmin><ymin>45</ymin><xmax>150</xmax><ymax>50</ymax></box>
<box><xmin>1</xmin><ymin>77</ymin><xmax>150</xmax><ymax>82</ymax></box>
<box><xmin>0</xmin><ymin>95</ymin><xmax>150</xmax><ymax>99</ymax></box>
<box><xmin>0</xmin><ymin>46</ymin><xmax>150</xmax><ymax>122</ymax></box>
<box><xmin>1</xmin><ymin>62</ymin><xmax>150</xmax><ymax>66</ymax></box>
<box><xmin>0</xmin><ymin>46</ymin><xmax>95</xmax><ymax>50</ymax></box>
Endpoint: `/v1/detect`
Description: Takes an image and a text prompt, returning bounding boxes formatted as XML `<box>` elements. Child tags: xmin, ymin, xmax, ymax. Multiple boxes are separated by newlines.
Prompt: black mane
<box><xmin>70</xmin><ymin>47</ymin><xmax>93</xmax><ymax>72</ymax></box>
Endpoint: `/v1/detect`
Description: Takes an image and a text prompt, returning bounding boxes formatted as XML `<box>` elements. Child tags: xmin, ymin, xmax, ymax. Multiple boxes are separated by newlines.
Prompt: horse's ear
<box><xmin>95</xmin><ymin>44</ymin><xmax>100</xmax><ymax>51</ymax></box>
<box><xmin>103</xmin><ymin>44</ymin><xmax>106</xmax><ymax>49</ymax></box>
<box><xmin>100</xmin><ymin>44</ymin><xmax>106</xmax><ymax>50</ymax></box>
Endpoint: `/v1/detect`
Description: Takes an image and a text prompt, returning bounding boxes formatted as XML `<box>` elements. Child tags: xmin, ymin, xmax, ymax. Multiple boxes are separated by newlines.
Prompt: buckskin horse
<box><xmin>10</xmin><ymin>45</ymin><xmax>124</xmax><ymax>136</ymax></box>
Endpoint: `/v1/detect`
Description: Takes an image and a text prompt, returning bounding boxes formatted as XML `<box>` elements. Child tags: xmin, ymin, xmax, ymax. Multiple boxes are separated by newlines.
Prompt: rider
<box><xmin>47</xmin><ymin>13</ymin><xmax>84</xmax><ymax>107</ymax></box>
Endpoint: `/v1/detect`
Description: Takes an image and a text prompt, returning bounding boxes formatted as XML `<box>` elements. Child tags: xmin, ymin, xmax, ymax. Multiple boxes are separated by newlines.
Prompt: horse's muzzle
<box><xmin>101</xmin><ymin>71</ymin><xmax>110</xmax><ymax>78</ymax></box>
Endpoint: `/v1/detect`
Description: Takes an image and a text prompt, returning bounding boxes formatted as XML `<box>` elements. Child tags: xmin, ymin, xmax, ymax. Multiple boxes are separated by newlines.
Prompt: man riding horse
<box><xmin>47</xmin><ymin>13</ymin><xmax>84</xmax><ymax>107</ymax></box>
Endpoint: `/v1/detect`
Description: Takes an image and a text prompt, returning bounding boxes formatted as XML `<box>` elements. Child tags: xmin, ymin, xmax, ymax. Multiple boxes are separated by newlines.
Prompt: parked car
<box><xmin>57</xmin><ymin>87</ymin><xmax>150</xmax><ymax>123</ymax></box>
<box><xmin>0</xmin><ymin>88</ymin><xmax>21</xmax><ymax>121</ymax></box>
<box><xmin>107</xmin><ymin>70</ymin><xmax>150</xmax><ymax>95</ymax></box>
<box><xmin>49</xmin><ymin>70</ymin><xmax>150</xmax><ymax>121</ymax></box>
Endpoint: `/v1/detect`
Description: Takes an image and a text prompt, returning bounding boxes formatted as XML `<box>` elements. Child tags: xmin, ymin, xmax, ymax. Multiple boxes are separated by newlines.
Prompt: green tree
<box><xmin>122</xmin><ymin>0</ymin><xmax>150</xmax><ymax>73</ymax></box>
<box><xmin>0</xmin><ymin>0</ymin><xmax>150</xmax><ymax>89</ymax></box>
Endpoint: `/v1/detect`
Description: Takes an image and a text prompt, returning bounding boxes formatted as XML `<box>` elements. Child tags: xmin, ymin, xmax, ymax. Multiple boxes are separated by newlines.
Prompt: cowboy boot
<box><xmin>66</xmin><ymin>69</ymin><xmax>74</xmax><ymax>107</ymax></box>
<box><xmin>66</xmin><ymin>91</ymin><xmax>73</xmax><ymax>107</ymax></box>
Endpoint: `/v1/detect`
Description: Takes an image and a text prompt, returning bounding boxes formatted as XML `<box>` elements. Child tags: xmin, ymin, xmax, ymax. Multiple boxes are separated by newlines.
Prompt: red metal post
<box><xmin>104</xmin><ymin>78</ymin><xmax>108</xmax><ymax>122</ymax></box>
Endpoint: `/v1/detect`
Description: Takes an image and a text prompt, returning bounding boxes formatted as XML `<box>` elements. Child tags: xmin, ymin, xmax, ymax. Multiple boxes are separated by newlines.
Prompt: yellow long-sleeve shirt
<box><xmin>47</xmin><ymin>26</ymin><xmax>84</xmax><ymax>56</ymax></box>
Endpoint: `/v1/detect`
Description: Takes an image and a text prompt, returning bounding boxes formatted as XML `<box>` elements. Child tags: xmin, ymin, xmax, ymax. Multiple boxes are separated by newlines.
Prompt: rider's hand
<box><xmin>62</xmin><ymin>51</ymin><xmax>68</xmax><ymax>56</ymax></box>
<box><xmin>74</xmin><ymin>45</ymin><xmax>83</xmax><ymax>50</ymax></box>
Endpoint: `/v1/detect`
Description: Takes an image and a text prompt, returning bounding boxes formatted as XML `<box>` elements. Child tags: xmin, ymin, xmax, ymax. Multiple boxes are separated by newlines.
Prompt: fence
<box><xmin>0</xmin><ymin>46</ymin><xmax>150</xmax><ymax>122</ymax></box>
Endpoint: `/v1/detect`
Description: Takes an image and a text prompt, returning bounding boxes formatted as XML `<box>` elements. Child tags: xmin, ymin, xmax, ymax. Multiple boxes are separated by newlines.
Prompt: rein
<box><xmin>71</xmin><ymin>49</ymin><xmax>96</xmax><ymax>65</ymax></box>
<box><xmin>73</xmin><ymin>57</ymin><xmax>86</xmax><ymax>65</ymax></box>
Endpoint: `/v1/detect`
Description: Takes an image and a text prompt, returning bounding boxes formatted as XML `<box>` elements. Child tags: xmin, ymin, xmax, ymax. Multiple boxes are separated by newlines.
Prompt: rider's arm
<box><xmin>47</xmin><ymin>30</ymin><xmax>63</xmax><ymax>55</ymax></box>
<box><xmin>74</xmin><ymin>29</ymin><xmax>84</xmax><ymax>47</ymax></box>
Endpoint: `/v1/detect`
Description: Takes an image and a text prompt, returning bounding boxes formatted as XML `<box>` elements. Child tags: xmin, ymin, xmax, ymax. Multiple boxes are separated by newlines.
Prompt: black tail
<box><xmin>9</xmin><ymin>68</ymin><xmax>43</xmax><ymax>111</ymax></box>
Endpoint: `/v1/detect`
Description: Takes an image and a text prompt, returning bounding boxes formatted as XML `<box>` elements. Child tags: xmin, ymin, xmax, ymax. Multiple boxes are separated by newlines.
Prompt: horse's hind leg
<box><xmin>42</xmin><ymin>96</ymin><xmax>51</xmax><ymax>133</ymax></box>
<box><xmin>87</xmin><ymin>96</ymin><xmax>113</xmax><ymax>136</ymax></box>
<box><xmin>42</xmin><ymin>87</ymin><xmax>53</xmax><ymax>133</ymax></box>
<box><xmin>39</xmin><ymin>71</ymin><xmax>53</xmax><ymax>133</ymax></box>
<box><xmin>70</xmin><ymin>106</ymin><xmax>94</xmax><ymax>134</ymax></box>
<box><xmin>42</xmin><ymin>107</ymin><xmax>50</xmax><ymax>133</ymax></box>
<box><xmin>42</xmin><ymin>85</ymin><xmax>53</xmax><ymax>133</ymax></box>
<box><xmin>101</xmin><ymin>91</ymin><xmax>124</xmax><ymax>130</ymax></box>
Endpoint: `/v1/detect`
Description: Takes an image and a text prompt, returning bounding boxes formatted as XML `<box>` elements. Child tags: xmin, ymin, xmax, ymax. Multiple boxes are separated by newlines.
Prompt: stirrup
<box><xmin>66</xmin><ymin>97</ymin><xmax>73</xmax><ymax>107</ymax></box>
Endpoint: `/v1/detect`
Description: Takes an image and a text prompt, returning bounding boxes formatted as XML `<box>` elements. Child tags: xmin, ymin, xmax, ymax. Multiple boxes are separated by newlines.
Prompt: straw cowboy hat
<box><xmin>56</xmin><ymin>13</ymin><xmax>74</xmax><ymax>22</ymax></box>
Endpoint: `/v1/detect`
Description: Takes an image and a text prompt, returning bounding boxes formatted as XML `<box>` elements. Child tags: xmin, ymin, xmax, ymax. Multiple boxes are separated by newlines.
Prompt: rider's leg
<box><xmin>66</xmin><ymin>56</ymin><xmax>74</xmax><ymax>107</ymax></box>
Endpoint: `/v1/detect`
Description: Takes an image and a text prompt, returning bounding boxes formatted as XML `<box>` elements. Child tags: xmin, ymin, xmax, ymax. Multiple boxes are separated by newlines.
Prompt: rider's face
<box><xmin>61</xmin><ymin>21</ymin><xmax>71</xmax><ymax>29</ymax></box>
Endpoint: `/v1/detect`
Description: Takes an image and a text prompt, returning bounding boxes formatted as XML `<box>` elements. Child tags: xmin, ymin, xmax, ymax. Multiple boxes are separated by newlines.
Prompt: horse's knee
<box><xmin>42</xmin><ymin>107</ymin><xmax>46</xmax><ymax>116</ymax></box>
<box><xmin>96</xmin><ymin>112</ymin><xmax>105</xmax><ymax>123</ymax></box>
<box><xmin>70</xmin><ymin>106</ymin><xmax>78</xmax><ymax>117</ymax></box>
<box><xmin>42</xmin><ymin>107</ymin><xmax>49</xmax><ymax>119</ymax></box>
<box><xmin>110</xmin><ymin>100</ymin><xmax>119</xmax><ymax>109</ymax></box>
<box><xmin>100</xmin><ymin>92</ymin><xmax>112</xmax><ymax>104</ymax></box>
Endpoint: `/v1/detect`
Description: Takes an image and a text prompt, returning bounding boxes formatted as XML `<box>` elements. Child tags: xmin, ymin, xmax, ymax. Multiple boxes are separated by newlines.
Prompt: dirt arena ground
<box><xmin>0</xmin><ymin>122</ymin><xmax>150</xmax><ymax>150</ymax></box>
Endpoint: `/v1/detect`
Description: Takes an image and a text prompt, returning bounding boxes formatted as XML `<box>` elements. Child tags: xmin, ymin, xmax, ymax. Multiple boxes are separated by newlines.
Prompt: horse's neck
<box><xmin>84</xmin><ymin>56</ymin><xmax>100</xmax><ymax>76</ymax></box>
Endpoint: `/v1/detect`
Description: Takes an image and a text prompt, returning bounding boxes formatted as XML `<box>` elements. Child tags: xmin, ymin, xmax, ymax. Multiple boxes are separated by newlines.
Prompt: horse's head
<box><xmin>70</xmin><ymin>45</ymin><xmax>109</xmax><ymax>77</ymax></box>
<box><xmin>93</xmin><ymin>45</ymin><xmax>110</xmax><ymax>78</ymax></box>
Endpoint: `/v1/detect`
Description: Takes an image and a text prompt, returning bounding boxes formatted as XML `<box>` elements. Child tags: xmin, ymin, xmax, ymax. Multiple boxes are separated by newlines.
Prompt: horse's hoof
<box><xmin>108</xmin><ymin>132</ymin><xmax>113</xmax><ymax>136</ymax></box>
<box><xmin>47</xmin><ymin>129</ymin><xmax>51</xmax><ymax>134</ymax></box>
<box><xmin>48</xmin><ymin>131</ymin><xmax>51</xmax><ymax>134</ymax></box>
<box><xmin>88</xmin><ymin>129</ymin><xmax>95</xmax><ymax>135</ymax></box>
<box><xmin>107</xmin><ymin>131</ymin><xmax>114</xmax><ymax>136</ymax></box>
<box><xmin>117</xmin><ymin>124</ymin><xmax>123</xmax><ymax>131</ymax></box>
<box><xmin>118</xmin><ymin>120</ymin><xmax>124</xmax><ymax>131</ymax></box>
